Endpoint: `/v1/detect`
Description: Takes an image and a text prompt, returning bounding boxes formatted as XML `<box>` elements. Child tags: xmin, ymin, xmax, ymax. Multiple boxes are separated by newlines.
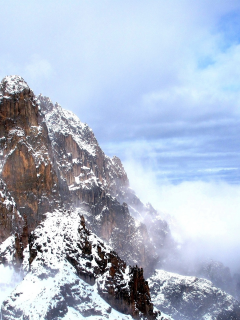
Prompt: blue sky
<box><xmin>1</xmin><ymin>0</ymin><xmax>240</xmax><ymax>271</ymax></box>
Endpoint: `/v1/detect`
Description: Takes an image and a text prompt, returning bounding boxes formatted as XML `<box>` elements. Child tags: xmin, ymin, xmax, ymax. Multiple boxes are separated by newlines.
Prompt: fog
<box><xmin>124</xmin><ymin>158</ymin><xmax>240</xmax><ymax>276</ymax></box>
<box><xmin>0</xmin><ymin>265</ymin><xmax>23</xmax><ymax>318</ymax></box>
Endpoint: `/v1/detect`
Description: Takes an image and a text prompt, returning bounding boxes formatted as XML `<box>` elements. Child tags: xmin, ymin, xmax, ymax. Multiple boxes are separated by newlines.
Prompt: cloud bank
<box><xmin>124</xmin><ymin>158</ymin><xmax>240</xmax><ymax>273</ymax></box>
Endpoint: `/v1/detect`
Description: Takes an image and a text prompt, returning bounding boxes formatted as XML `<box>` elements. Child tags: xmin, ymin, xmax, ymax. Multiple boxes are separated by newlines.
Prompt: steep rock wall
<box><xmin>0</xmin><ymin>76</ymin><xmax>61</xmax><ymax>249</ymax></box>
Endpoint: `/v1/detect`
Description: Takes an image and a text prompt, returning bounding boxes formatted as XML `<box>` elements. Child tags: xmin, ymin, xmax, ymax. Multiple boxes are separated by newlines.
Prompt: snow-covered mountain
<box><xmin>1</xmin><ymin>209</ymin><xmax>168</xmax><ymax>319</ymax></box>
<box><xmin>0</xmin><ymin>75</ymin><xmax>240</xmax><ymax>320</ymax></box>
<box><xmin>0</xmin><ymin>75</ymin><xmax>171</xmax><ymax>319</ymax></box>
<box><xmin>37</xmin><ymin>94</ymin><xmax>173</xmax><ymax>277</ymax></box>
<box><xmin>148</xmin><ymin>270</ymin><xmax>240</xmax><ymax>320</ymax></box>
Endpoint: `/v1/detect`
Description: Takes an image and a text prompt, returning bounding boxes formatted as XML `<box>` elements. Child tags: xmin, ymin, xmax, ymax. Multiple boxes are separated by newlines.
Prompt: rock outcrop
<box><xmin>0</xmin><ymin>76</ymin><xmax>172</xmax><ymax>275</ymax></box>
<box><xmin>0</xmin><ymin>178</ymin><xmax>23</xmax><ymax>245</ymax></box>
<box><xmin>0</xmin><ymin>75</ymin><xmax>171</xmax><ymax>319</ymax></box>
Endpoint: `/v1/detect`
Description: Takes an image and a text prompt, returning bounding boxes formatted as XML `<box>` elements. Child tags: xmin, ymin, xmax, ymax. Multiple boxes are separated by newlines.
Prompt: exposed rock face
<box><xmin>1</xmin><ymin>209</ymin><xmax>161</xmax><ymax>320</ymax></box>
<box><xmin>0</xmin><ymin>79</ymin><xmax>172</xmax><ymax>275</ymax></box>
<box><xmin>148</xmin><ymin>269</ymin><xmax>240</xmax><ymax>320</ymax></box>
<box><xmin>0</xmin><ymin>178</ymin><xmax>23</xmax><ymax>245</ymax></box>
<box><xmin>0</xmin><ymin>76</ymin><xmax>61</xmax><ymax>252</ymax></box>
<box><xmin>39</xmin><ymin>96</ymin><xmax>129</xmax><ymax>196</ymax></box>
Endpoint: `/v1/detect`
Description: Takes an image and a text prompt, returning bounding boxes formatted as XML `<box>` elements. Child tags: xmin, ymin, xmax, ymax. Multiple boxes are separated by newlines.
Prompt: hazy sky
<box><xmin>1</xmin><ymin>0</ymin><xmax>240</xmax><ymax>184</ymax></box>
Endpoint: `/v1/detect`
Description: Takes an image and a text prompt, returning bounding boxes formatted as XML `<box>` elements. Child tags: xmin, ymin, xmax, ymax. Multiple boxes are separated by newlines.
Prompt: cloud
<box><xmin>0</xmin><ymin>55</ymin><xmax>53</xmax><ymax>96</ymax></box>
<box><xmin>123</xmin><ymin>157</ymin><xmax>240</xmax><ymax>272</ymax></box>
<box><xmin>25</xmin><ymin>55</ymin><xmax>53</xmax><ymax>80</ymax></box>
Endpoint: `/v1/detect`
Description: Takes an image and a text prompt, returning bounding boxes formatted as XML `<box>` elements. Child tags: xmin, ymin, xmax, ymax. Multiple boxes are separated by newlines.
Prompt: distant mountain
<box><xmin>148</xmin><ymin>270</ymin><xmax>240</xmax><ymax>320</ymax></box>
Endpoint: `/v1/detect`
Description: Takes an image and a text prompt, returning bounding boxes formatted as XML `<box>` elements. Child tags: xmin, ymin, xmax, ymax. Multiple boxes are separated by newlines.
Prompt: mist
<box><xmin>0</xmin><ymin>265</ymin><xmax>22</xmax><ymax>314</ymax></box>
<box><xmin>124</xmin><ymin>158</ymin><xmax>240</xmax><ymax>276</ymax></box>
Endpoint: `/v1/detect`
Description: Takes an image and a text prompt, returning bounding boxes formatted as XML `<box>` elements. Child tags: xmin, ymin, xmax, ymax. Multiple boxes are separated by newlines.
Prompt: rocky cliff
<box><xmin>0</xmin><ymin>76</ymin><xmax>61</xmax><ymax>242</ymax></box>
<box><xmin>0</xmin><ymin>76</ymin><xmax>172</xmax><ymax>275</ymax></box>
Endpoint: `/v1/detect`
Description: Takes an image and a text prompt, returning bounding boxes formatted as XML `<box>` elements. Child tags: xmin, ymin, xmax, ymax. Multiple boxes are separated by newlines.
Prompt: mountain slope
<box><xmin>38</xmin><ymin>94</ymin><xmax>168</xmax><ymax>275</ymax></box>
<box><xmin>1</xmin><ymin>209</ymin><xmax>166</xmax><ymax>320</ymax></box>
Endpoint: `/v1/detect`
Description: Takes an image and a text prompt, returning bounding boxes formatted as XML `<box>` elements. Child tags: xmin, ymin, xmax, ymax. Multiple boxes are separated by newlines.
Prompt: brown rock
<box><xmin>0</xmin><ymin>76</ymin><xmax>61</xmax><ymax>249</ymax></box>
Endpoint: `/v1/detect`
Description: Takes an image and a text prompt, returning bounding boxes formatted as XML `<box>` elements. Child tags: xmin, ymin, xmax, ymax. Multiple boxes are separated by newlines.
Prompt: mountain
<box><xmin>0</xmin><ymin>75</ymin><xmax>170</xmax><ymax>319</ymax></box>
<box><xmin>0</xmin><ymin>75</ymin><xmax>240</xmax><ymax>320</ymax></box>
<box><xmin>37</xmin><ymin>94</ymin><xmax>173</xmax><ymax>277</ymax></box>
<box><xmin>148</xmin><ymin>270</ymin><xmax>240</xmax><ymax>320</ymax></box>
<box><xmin>1</xmin><ymin>209</ymin><xmax>161</xmax><ymax>319</ymax></box>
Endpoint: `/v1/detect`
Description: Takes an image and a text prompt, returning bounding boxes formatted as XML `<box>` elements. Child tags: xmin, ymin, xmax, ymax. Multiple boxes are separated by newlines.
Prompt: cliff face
<box><xmin>0</xmin><ymin>77</ymin><xmax>172</xmax><ymax>276</ymax></box>
<box><xmin>0</xmin><ymin>77</ymin><xmax>172</xmax><ymax>275</ymax></box>
<box><xmin>0</xmin><ymin>178</ymin><xmax>23</xmax><ymax>245</ymax></box>
<box><xmin>0</xmin><ymin>76</ymin><xmax>61</xmax><ymax>245</ymax></box>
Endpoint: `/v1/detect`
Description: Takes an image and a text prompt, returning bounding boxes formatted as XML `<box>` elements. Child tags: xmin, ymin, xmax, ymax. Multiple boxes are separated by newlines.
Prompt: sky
<box><xmin>1</xmin><ymin>1</ymin><xmax>240</xmax><ymax>271</ymax></box>
<box><xmin>0</xmin><ymin>1</ymin><xmax>240</xmax><ymax>184</ymax></box>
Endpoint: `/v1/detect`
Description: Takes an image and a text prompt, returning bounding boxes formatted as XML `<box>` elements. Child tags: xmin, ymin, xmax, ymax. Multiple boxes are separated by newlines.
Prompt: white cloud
<box><xmin>124</xmin><ymin>158</ymin><xmax>240</xmax><ymax>271</ymax></box>
<box><xmin>141</xmin><ymin>41</ymin><xmax>240</xmax><ymax>122</ymax></box>
<box><xmin>25</xmin><ymin>55</ymin><xmax>53</xmax><ymax>80</ymax></box>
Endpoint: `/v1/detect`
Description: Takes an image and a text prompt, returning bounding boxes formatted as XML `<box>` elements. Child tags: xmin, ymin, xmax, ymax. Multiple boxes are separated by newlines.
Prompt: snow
<box><xmin>0</xmin><ymin>265</ymin><xmax>23</xmax><ymax>311</ymax></box>
<box><xmin>0</xmin><ymin>75</ymin><xmax>29</xmax><ymax>97</ymax></box>
<box><xmin>8</xmin><ymin>128</ymin><xmax>25</xmax><ymax>137</ymax></box>
<box><xmin>0</xmin><ymin>209</ymin><xmax>144</xmax><ymax>319</ymax></box>
<box><xmin>39</xmin><ymin>96</ymin><xmax>97</xmax><ymax>157</ymax></box>
<box><xmin>2</xmin><ymin>260</ymin><xmax>133</xmax><ymax>320</ymax></box>
<box><xmin>148</xmin><ymin>269</ymin><xmax>240</xmax><ymax>320</ymax></box>
<box><xmin>61</xmin><ymin>306</ymin><xmax>132</xmax><ymax>320</ymax></box>
<box><xmin>0</xmin><ymin>236</ymin><xmax>15</xmax><ymax>264</ymax></box>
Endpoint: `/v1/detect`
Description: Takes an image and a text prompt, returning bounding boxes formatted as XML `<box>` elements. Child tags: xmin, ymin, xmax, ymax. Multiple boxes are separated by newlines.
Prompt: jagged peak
<box><xmin>0</xmin><ymin>75</ymin><xmax>30</xmax><ymax>96</ymax></box>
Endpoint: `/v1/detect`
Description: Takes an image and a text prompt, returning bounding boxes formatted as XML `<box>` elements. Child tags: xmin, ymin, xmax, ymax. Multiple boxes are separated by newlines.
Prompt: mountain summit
<box><xmin>0</xmin><ymin>75</ymin><xmax>30</xmax><ymax>97</ymax></box>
